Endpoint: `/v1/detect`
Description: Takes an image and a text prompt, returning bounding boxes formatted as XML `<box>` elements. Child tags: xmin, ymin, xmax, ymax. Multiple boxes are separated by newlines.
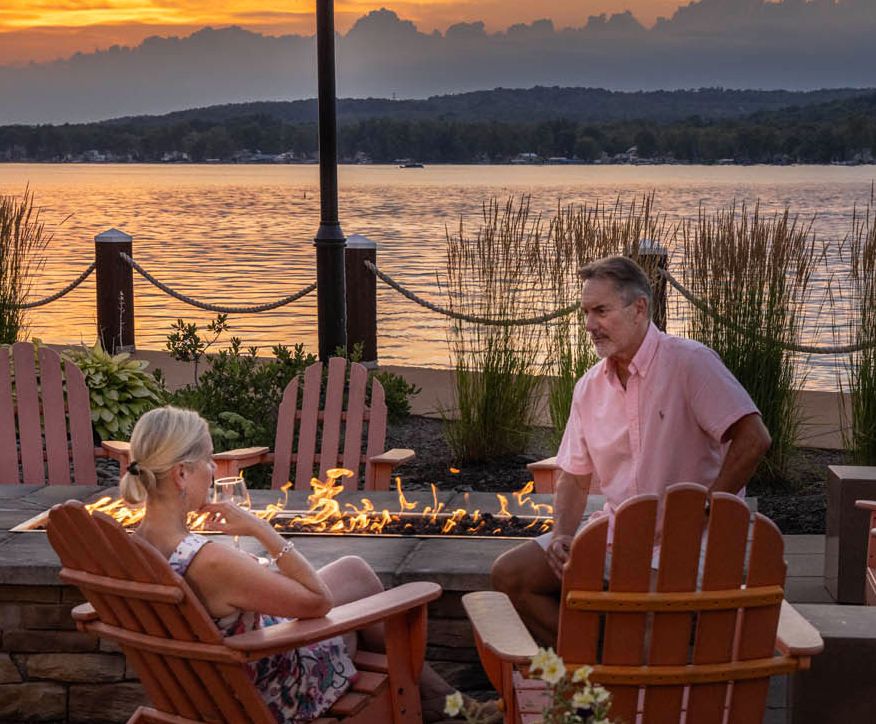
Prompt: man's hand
<box><xmin>546</xmin><ymin>534</ymin><xmax>573</xmax><ymax>580</ymax></box>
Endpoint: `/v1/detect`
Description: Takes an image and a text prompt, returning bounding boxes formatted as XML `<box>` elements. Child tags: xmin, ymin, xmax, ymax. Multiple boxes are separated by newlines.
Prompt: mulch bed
<box><xmin>387</xmin><ymin>415</ymin><xmax>846</xmax><ymax>535</ymax></box>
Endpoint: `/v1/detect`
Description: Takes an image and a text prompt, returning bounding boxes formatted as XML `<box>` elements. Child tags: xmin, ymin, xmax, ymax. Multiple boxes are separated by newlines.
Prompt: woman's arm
<box><xmin>185</xmin><ymin>502</ymin><xmax>334</xmax><ymax>620</ymax></box>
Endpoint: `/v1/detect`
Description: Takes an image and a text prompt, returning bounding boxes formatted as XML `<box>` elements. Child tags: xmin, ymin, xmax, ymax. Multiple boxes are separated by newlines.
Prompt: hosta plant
<box><xmin>63</xmin><ymin>342</ymin><xmax>162</xmax><ymax>441</ymax></box>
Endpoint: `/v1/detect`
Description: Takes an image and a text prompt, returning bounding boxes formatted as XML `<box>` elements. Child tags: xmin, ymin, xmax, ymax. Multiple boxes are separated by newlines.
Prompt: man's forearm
<box><xmin>553</xmin><ymin>470</ymin><xmax>591</xmax><ymax>537</ymax></box>
<box><xmin>712</xmin><ymin>414</ymin><xmax>771</xmax><ymax>495</ymax></box>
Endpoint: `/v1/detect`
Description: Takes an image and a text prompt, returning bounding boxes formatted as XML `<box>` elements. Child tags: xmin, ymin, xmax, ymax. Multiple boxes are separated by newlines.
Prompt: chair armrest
<box><xmin>462</xmin><ymin>591</ymin><xmax>539</xmax><ymax>665</ymax></box>
<box><xmin>224</xmin><ymin>582</ymin><xmax>441</xmax><ymax>659</ymax></box>
<box><xmin>212</xmin><ymin>447</ymin><xmax>271</xmax><ymax>477</ymax></box>
<box><xmin>526</xmin><ymin>456</ymin><xmax>558</xmax><ymax>472</ymax></box>
<box><xmin>213</xmin><ymin>447</ymin><xmax>271</xmax><ymax>463</ymax></box>
<box><xmin>369</xmin><ymin>448</ymin><xmax>416</xmax><ymax>467</ymax></box>
<box><xmin>71</xmin><ymin>602</ymin><xmax>98</xmax><ymax>622</ymax></box>
<box><xmin>855</xmin><ymin>500</ymin><xmax>876</xmax><ymax>512</ymax></box>
<box><xmin>776</xmin><ymin>601</ymin><xmax>824</xmax><ymax>657</ymax></box>
<box><xmin>101</xmin><ymin>441</ymin><xmax>132</xmax><ymax>476</ymax></box>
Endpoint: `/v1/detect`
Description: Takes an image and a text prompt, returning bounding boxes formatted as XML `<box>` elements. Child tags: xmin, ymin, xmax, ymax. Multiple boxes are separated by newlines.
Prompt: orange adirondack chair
<box><xmin>463</xmin><ymin>483</ymin><xmax>823</xmax><ymax>724</ymax></box>
<box><xmin>0</xmin><ymin>342</ymin><xmax>129</xmax><ymax>484</ymax></box>
<box><xmin>47</xmin><ymin>499</ymin><xmax>442</xmax><ymax>724</ymax></box>
<box><xmin>212</xmin><ymin>357</ymin><xmax>414</xmax><ymax>491</ymax></box>
<box><xmin>854</xmin><ymin>499</ymin><xmax>876</xmax><ymax>605</ymax></box>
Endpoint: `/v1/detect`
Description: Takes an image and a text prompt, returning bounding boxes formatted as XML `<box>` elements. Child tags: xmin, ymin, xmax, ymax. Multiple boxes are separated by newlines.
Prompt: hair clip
<box><xmin>128</xmin><ymin>461</ymin><xmax>140</xmax><ymax>475</ymax></box>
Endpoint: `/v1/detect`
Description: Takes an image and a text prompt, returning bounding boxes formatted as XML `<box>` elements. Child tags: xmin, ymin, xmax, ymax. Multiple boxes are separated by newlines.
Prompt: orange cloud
<box><xmin>0</xmin><ymin>1</ymin><xmax>685</xmax><ymax>64</ymax></box>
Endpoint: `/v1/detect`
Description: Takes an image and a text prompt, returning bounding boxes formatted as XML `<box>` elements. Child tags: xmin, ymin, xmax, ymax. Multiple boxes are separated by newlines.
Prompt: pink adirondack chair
<box><xmin>855</xmin><ymin>499</ymin><xmax>876</xmax><ymax>605</ymax></box>
<box><xmin>464</xmin><ymin>483</ymin><xmax>823</xmax><ymax>724</ymax></box>
<box><xmin>0</xmin><ymin>342</ymin><xmax>129</xmax><ymax>484</ymax></box>
<box><xmin>526</xmin><ymin>456</ymin><xmax>601</xmax><ymax>494</ymax></box>
<box><xmin>213</xmin><ymin>357</ymin><xmax>414</xmax><ymax>490</ymax></box>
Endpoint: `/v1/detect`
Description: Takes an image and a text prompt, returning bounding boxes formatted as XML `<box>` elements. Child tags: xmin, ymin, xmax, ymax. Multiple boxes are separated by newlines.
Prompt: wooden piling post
<box><xmin>638</xmin><ymin>239</ymin><xmax>668</xmax><ymax>331</ymax></box>
<box><xmin>94</xmin><ymin>228</ymin><xmax>134</xmax><ymax>352</ymax></box>
<box><xmin>345</xmin><ymin>234</ymin><xmax>377</xmax><ymax>366</ymax></box>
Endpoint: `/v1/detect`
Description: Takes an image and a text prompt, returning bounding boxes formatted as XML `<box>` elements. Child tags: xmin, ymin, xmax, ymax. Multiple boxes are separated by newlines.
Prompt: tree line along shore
<box><xmin>2</xmin><ymin>89</ymin><xmax>875</xmax><ymax>165</ymax></box>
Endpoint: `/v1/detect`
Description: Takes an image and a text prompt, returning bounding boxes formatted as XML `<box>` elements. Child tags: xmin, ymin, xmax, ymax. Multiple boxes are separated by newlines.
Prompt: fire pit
<box><xmin>11</xmin><ymin>472</ymin><xmax>554</xmax><ymax>539</ymax></box>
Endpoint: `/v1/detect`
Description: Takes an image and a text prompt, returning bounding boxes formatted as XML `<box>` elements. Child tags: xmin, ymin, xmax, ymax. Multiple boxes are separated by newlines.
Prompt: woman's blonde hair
<box><xmin>120</xmin><ymin>406</ymin><xmax>212</xmax><ymax>504</ymax></box>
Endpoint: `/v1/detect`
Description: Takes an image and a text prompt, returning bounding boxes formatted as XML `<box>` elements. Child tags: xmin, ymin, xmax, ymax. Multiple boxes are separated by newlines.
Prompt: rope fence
<box><xmin>119</xmin><ymin>252</ymin><xmax>316</xmax><ymax>314</ymax></box>
<box><xmin>14</xmin><ymin>251</ymin><xmax>874</xmax><ymax>355</ymax></box>
<box><xmin>364</xmin><ymin>260</ymin><xmax>875</xmax><ymax>355</ymax></box>
<box><xmin>12</xmin><ymin>263</ymin><xmax>96</xmax><ymax>309</ymax></box>
<box><xmin>363</xmin><ymin>259</ymin><xmax>581</xmax><ymax>326</ymax></box>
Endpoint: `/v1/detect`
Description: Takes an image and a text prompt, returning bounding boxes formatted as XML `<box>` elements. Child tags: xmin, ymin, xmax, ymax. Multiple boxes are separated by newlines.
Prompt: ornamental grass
<box><xmin>845</xmin><ymin>202</ymin><xmax>876</xmax><ymax>465</ymax></box>
<box><xmin>441</xmin><ymin>197</ymin><xmax>546</xmax><ymax>462</ymax></box>
<box><xmin>681</xmin><ymin>202</ymin><xmax>820</xmax><ymax>486</ymax></box>
<box><xmin>0</xmin><ymin>188</ymin><xmax>49</xmax><ymax>344</ymax></box>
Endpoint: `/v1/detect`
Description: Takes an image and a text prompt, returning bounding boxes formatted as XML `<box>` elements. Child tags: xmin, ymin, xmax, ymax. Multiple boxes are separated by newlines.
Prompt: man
<box><xmin>491</xmin><ymin>255</ymin><xmax>771</xmax><ymax>646</ymax></box>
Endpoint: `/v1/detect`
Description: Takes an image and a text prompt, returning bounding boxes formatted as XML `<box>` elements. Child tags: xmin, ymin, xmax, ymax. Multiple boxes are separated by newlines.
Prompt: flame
<box><xmin>81</xmin><ymin>474</ymin><xmax>554</xmax><ymax>538</ymax></box>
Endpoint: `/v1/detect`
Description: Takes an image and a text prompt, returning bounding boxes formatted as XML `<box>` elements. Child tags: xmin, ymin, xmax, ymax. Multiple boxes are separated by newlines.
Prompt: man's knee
<box><xmin>491</xmin><ymin>543</ymin><xmax>540</xmax><ymax>595</ymax></box>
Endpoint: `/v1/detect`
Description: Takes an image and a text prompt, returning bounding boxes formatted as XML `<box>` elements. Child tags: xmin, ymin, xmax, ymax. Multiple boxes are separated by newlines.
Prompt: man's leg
<box><xmin>491</xmin><ymin>540</ymin><xmax>561</xmax><ymax>648</ymax></box>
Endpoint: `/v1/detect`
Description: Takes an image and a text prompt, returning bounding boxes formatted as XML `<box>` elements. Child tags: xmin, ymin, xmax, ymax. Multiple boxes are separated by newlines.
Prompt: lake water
<box><xmin>1</xmin><ymin>163</ymin><xmax>874</xmax><ymax>390</ymax></box>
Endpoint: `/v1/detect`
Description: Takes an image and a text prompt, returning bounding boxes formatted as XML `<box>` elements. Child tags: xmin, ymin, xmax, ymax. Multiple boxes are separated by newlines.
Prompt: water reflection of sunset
<box><xmin>1</xmin><ymin>162</ymin><xmax>868</xmax><ymax>387</ymax></box>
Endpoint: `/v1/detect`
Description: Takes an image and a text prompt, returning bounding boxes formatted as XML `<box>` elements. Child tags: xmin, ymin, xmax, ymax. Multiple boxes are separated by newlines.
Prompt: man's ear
<box><xmin>635</xmin><ymin>296</ymin><xmax>650</xmax><ymax>321</ymax></box>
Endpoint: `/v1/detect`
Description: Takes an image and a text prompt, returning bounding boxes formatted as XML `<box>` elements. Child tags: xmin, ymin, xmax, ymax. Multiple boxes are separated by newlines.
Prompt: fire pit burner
<box><xmin>10</xmin><ymin>476</ymin><xmax>554</xmax><ymax>539</ymax></box>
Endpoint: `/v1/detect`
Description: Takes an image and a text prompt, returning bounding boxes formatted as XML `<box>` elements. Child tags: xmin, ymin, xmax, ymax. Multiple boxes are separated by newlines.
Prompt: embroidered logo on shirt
<box><xmin>658</xmin><ymin>410</ymin><xmax>665</xmax><ymax>420</ymax></box>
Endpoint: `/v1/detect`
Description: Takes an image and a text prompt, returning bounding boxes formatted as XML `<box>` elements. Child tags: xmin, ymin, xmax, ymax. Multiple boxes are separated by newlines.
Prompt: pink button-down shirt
<box><xmin>556</xmin><ymin>323</ymin><xmax>759</xmax><ymax>529</ymax></box>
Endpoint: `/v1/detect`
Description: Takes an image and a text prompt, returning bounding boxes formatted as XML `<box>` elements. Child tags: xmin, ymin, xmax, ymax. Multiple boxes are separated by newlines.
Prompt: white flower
<box><xmin>572</xmin><ymin>689</ymin><xmax>595</xmax><ymax>709</ymax></box>
<box><xmin>593</xmin><ymin>686</ymin><xmax>611</xmax><ymax>704</ymax></box>
<box><xmin>572</xmin><ymin>665</ymin><xmax>593</xmax><ymax>683</ymax></box>
<box><xmin>444</xmin><ymin>691</ymin><xmax>464</xmax><ymax>717</ymax></box>
<box><xmin>530</xmin><ymin>647</ymin><xmax>553</xmax><ymax>672</ymax></box>
<box><xmin>539</xmin><ymin>651</ymin><xmax>566</xmax><ymax>685</ymax></box>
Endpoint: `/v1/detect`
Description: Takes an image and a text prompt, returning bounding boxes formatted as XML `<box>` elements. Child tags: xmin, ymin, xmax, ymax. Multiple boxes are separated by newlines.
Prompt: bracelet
<box><xmin>270</xmin><ymin>541</ymin><xmax>295</xmax><ymax>566</ymax></box>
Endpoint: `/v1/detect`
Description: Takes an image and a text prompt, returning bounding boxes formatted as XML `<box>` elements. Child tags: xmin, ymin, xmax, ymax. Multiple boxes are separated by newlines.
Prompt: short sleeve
<box><xmin>555</xmin><ymin>376</ymin><xmax>595</xmax><ymax>476</ymax></box>
<box><xmin>687</xmin><ymin>346</ymin><xmax>760</xmax><ymax>442</ymax></box>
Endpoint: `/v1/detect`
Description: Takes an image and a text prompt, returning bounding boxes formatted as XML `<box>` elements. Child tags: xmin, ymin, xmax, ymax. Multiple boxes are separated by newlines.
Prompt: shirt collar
<box><xmin>602</xmin><ymin>322</ymin><xmax>661</xmax><ymax>380</ymax></box>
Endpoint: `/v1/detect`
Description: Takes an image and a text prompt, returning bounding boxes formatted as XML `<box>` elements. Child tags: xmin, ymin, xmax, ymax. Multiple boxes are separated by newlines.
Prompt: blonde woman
<box><xmin>121</xmin><ymin>406</ymin><xmax>471</xmax><ymax>723</ymax></box>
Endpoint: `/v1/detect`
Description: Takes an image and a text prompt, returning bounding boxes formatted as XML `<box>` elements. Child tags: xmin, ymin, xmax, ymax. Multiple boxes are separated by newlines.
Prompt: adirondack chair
<box><xmin>463</xmin><ymin>483</ymin><xmax>824</xmax><ymax>724</ymax></box>
<box><xmin>525</xmin><ymin>457</ymin><xmax>602</xmax><ymax>494</ymax></box>
<box><xmin>854</xmin><ymin>499</ymin><xmax>876</xmax><ymax>605</ymax></box>
<box><xmin>47</xmin><ymin>499</ymin><xmax>442</xmax><ymax>724</ymax></box>
<box><xmin>0</xmin><ymin>342</ymin><xmax>130</xmax><ymax>484</ymax></box>
<box><xmin>212</xmin><ymin>357</ymin><xmax>415</xmax><ymax>491</ymax></box>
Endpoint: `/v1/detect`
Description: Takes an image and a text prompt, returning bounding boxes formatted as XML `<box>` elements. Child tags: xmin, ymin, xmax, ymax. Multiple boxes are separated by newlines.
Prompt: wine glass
<box><xmin>212</xmin><ymin>476</ymin><xmax>251</xmax><ymax>549</ymax></box>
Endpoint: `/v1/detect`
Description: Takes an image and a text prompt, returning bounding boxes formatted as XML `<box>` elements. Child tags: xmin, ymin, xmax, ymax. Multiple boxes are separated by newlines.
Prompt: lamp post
<box><xmin>314</xmin><ymin>0</ymin><xmax>346</xmax><ymax>360</ymax></box>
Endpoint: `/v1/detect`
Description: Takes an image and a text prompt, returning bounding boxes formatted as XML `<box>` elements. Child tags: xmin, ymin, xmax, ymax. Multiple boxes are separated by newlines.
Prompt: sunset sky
<box><xmin>1</xmin><ymin>1</ymin><xmax>684</xmax><ymax>65</ymax></box>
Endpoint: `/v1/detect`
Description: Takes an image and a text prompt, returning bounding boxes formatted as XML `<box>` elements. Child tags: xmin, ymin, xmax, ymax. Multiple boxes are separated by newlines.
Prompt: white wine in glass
<box><xmin>212</xmin><ymin>476</ymin><xmax>251</xmax><ymax>549</ymax></box>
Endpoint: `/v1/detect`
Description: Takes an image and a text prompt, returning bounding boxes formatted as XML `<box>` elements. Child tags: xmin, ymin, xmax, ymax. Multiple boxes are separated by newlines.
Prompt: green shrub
<box><xmin>168</xmin><ymin>337</ymin><xmax>316</xmax><ymax>452</ymax></box>
<box><xmin>372</xmin><ymin>371</ymin><xmax>420</xmax><ymax>423</ymax></box>
<box><xmin>63</xmin><ymin>342</ymin><xmax>163</xmax><ymax>441</ymax></box>
<box><xmin>0</xmin><ymin>188</ymin><xmax>49</xmax><ymax>344</ymax></box>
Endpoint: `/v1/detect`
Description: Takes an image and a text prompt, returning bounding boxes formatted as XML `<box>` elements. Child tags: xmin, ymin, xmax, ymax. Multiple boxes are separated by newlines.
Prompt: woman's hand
<box><xmin>199</xmin><ymin>501</ymin><xmax>268</xmax><ymax>538</ymax></box>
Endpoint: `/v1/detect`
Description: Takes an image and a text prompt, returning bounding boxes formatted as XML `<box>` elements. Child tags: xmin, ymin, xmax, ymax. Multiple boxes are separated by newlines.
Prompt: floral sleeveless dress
<box><xmin>168</xmin><ymin>533</ymin><xmax>357</xmax><ymax>723</ymax></box>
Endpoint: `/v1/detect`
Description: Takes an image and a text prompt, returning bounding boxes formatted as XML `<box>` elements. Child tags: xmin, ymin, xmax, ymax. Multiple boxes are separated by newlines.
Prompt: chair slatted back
<box><xmin>47</xmin><ymin>501</ymin><xmax>275</xmax><ymax>723</ymax></box>
<box><xmin>0</xmin><ymin>343</ymin><xmax>97</xmax><ymax>485</ymax></box>
<box><xmin>271</xmin><ymin>357</ymin><xmax>388</xmax><ymax>491</ymax></box>
<box><xmin>558</xmin><ymin>484</ymin><xmax>788</xmax><ymax>724</ymax></box>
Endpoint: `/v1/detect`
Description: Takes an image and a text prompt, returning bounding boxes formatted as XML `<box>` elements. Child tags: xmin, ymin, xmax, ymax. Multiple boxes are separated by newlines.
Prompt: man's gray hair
<box><xmin>579</xmin><ymin>256</ymin><xmax>653</xmax><ymax>313</ymax></box>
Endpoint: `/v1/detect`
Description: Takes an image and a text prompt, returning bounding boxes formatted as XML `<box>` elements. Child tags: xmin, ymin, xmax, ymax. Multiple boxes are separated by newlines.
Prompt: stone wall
<box><xmin>0</xmin><ymin>583</ymin><xmax>484</xmax><ymax>722</ymax></box>
<box><xmin>0</xmin><ymin>584</ymin><xmax>147</xmax><ymax>723</ymax></box>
